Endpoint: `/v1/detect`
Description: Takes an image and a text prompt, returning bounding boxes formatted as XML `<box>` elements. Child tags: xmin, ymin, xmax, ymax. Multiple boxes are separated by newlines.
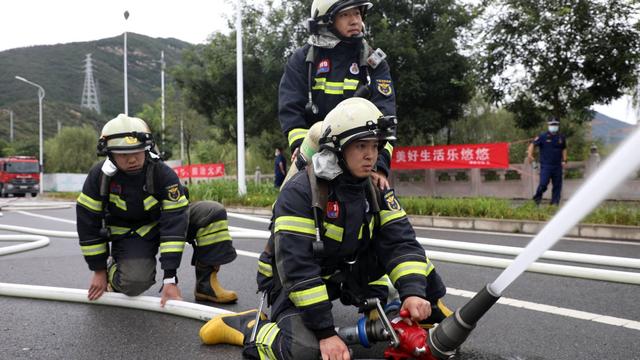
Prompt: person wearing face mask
<box><xmin>76</xmin><ymin>114</ymin><xmax>238</xmax><ymax>307</ymax></box>
<box><xmin>199</xmin><ymin>98</ymin><xmax>449</xmax><ymax>360</ymax></box>
<box><xmin>278</xmin><ymin>0</ymin><xmax>396</xmax><ymax>191</ymax></box>
<box><xmin>527</xmin><ymin>116</ymin><xmax>568</xmax><ymax>206</ymax></box>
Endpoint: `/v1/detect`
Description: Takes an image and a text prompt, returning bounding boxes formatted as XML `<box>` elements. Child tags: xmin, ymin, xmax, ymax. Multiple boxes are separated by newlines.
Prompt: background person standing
<box><xmin>527</xmin><ymin>117</ymin><xmax>568</xmax><ymax>206</ymax></box>
<box><xmin>274</xmin><ymin>147</ymin><xmax>287</xmax><ymax>188</ymax></box>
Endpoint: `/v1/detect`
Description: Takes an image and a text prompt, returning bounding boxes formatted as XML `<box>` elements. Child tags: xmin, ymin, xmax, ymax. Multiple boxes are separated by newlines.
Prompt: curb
<box><xmin>227</xmin><ymin>207</ymin><xmax>640</xmax><ymax>242</ymax></box>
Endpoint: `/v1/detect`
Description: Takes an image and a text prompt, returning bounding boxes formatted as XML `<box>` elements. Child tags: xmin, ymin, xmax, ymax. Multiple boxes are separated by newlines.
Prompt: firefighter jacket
<box><xmin>76</xmin><ymin>158</ymin><xmax>189</xmax><ymax>272</ymax></box>
<box><xmin>278</xmin><ymin>41</ymin><xmax>396</xmax><ymax>175</ymax></box>
<box><xmin>268</xmin><ymin>170</ymin><xmax>441</xmax><ymax>339</ymax></box>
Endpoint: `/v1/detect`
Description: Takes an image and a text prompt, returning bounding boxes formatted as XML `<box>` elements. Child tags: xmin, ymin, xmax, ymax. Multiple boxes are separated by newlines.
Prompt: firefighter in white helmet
<box><xmin>279</xmin><ymin>0</ymin><xmax>396</xmax><ymax>191</ymax></box>
<box><xmin>200</xmin><ymin>98</ymin><xmax>450</xmax><ymax>360</ymax></box>
<box><xmin>77</xmin><ymin>114</ymin><xmax>238</xmax><ymax>307</ymax></box>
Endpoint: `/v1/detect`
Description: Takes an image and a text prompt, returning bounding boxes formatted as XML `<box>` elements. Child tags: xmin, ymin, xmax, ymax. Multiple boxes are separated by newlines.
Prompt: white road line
<box><xmin>235</xmin><ymin>247</ymin><xmax>640</xmax><ymax>331</ymax></box>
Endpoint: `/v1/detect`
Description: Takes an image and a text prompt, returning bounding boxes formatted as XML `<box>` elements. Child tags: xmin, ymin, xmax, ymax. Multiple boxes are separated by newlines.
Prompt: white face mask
<box><xmin>548</xmin><ymin>125</ymin><xmax>559</xmax><ymax>133</ymax></box>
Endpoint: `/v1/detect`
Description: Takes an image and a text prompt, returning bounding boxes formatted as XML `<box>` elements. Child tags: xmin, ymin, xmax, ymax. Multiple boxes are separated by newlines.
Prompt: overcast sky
<box><xmin>0</xmin><ymin>0</ymin><xmax>234</xmax><ymax>51</ymax></box>
<box><xmin>1</xmin><ymin>0</ymin><xmax>636</xmax><ymax>124</ymax></box>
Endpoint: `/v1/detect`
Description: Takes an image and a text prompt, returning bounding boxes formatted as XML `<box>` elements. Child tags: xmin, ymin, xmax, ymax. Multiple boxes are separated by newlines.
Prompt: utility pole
<box><xmin>123</xmin><ymin>10</ymin><xmax>130</xmax><ymax>115</ymax></box>
<box><xmin>236</xmin><ymin>0</ymin><xmax>246</xmax><ymax>195</ymax></box>
<box><xmin>161</xmin><ymin>50</ymin><xmax>166</xmax><ymax>152</ymax></box>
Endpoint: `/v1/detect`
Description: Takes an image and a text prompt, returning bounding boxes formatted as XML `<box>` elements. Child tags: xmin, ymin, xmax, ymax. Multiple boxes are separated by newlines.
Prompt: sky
<box><xmin>0</xmin><ymin>0</ymin><xmax>235</xmax><ymax>51</ymax></box>
<box><xmin>1</xmin><ymin>0</ymin><xmax>637</xmax><ymax>125</ymax></box>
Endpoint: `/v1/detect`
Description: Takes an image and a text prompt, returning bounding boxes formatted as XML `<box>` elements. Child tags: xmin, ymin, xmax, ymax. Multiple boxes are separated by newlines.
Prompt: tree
<box><xmin>475</xmin><ymin>0</ymin><xmax>640</xmax><ymax>129</ymax></box>
<box><xmin>174</xmin><ymin>0</ymin><xmax>475</xmax><ymax>147</ymax></box>
<box><xmin>368</xmin><ymin>0</ymin><xmax>476</xmax><ymax>143</ymax></box>
<box><xmin>44</xmin><ymin>125</ymin><xmax>98</xmax><ymax>173</ymax></box>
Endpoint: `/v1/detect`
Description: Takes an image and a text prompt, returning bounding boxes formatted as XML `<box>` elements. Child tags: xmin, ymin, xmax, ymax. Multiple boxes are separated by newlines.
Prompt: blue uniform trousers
<box><xmin>533</xmin><ymin>166</ymin><xmax>563</xmax><ymax>205</ymax></box>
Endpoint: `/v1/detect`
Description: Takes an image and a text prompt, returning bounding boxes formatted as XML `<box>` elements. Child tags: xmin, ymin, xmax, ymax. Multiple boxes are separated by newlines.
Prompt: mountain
<box><xmin>591</xmin><ymin>111</ymin><xmax>636</xmax><ymax>145</ymax></box>
<box><xmin>0</xmin><ymin>33</ymin><xmax>192</xmax><ymax>145</ymax></box>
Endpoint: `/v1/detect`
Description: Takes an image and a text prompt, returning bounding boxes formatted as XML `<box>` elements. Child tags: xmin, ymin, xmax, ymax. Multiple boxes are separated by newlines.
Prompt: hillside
<box><xmin>591</xmin><ymin>111</ymin><xmax>636</xmax><ymax>145</ymax></box>
<box><xmin>0</xmin><ymin>33</ymin><xmax>191</xmax><ymax>145</ymax></box>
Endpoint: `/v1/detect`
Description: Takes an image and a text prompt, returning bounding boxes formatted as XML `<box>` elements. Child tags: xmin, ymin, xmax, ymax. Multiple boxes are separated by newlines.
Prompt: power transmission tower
<box><xmin>80</xmin><ymin>53</ymin><xmax>101</xmax><ymax>114</ymax></box>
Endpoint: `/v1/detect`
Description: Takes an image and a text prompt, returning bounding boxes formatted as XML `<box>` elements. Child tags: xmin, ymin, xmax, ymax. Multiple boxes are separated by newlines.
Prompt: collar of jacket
<box><xmin>307</xmin><ymin>27</ymin><xmax>342</xmax><ymax>48</ymax></box>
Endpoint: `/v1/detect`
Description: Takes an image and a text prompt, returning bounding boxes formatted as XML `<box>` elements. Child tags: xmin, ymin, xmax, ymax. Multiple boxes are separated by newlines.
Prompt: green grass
<box><xmin>44</xmin><ymin>183</ymin><xmax>639</xmax><ymax>226</ymax></box>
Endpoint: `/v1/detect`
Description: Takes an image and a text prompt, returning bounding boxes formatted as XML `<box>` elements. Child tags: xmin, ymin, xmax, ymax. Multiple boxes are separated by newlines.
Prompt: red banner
<box><xmin>172</xmin><ymin>163</ymin><xmax>225</xmax><ymax>178</ymax></box>
<box><xmin>392</xmin><ymin>143</ymin><xmax>509</xmax><ymax>169</ymax></box>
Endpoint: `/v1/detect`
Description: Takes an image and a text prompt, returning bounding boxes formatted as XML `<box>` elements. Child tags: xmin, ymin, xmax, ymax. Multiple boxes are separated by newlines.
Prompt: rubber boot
<box><xmin>420</xmin><ymin>298</ymin><xmax>453</xmax><ymax>329</ymax></box>
<box><xmin>195</xmin><ymin>264</ymin><xmax>238</xmax><ymax>303</ymax></box>
<box><xmin>200</xmin><ymin>309</ymin><xmax>267</xmax><ymax>346</ymax></box>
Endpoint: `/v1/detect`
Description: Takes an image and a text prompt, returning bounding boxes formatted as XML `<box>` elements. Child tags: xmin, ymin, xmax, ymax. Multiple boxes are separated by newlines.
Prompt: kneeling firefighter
<box><xmin>77</xmin><ymin>114</ymin><xmax>238</xmax><ymax>305</ymax></box>
<box><xmin>200</xmin><ymin>98</ymin><xmax>451</xmax><ymax>359</ymax></box>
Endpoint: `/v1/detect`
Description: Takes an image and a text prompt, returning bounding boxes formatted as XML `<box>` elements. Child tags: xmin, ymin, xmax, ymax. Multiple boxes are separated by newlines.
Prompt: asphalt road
<box><xmin>1</xmin><ymin>199</ymin><xmax>639</xmax><ymax>360</ymax></box>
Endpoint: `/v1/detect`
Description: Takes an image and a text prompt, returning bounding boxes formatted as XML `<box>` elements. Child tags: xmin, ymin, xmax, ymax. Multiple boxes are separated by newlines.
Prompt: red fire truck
<box><xmin>0</xmin><ymin>156</ymin><xmax>40</xmax><ymax>197</ymax></box>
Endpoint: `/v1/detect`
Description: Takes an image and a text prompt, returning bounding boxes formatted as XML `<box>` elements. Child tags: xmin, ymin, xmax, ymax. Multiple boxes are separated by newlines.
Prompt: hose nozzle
<box><xmin>428</xmin><ymin>284</ymin><xmax>500</xmax><ymax>358</ymax></box>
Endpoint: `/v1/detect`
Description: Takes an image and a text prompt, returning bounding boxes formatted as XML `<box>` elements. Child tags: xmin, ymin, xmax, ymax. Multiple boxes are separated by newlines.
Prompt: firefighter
<box><xmin>200</xmin><ymin>98</ymin><xmax>450</xmax><ymax>360</ymax></box>
<box><xmin>279</xmin><ymin>0</ymin><xmax>396</xmax><ymax>190</ymax></box>
<box><xmin>77</xmin><ymin>114</ymin><xmax>238</xmax><ymax>306</ymax></box>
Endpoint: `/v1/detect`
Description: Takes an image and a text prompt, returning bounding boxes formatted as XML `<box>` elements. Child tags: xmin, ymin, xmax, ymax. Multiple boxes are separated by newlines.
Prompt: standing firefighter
<box><xmin>279</xmin><ymin>0</ymin><xmax>396</xmax><ymax>189</ymax></box>
<box><xmin>76</xmin><ymin>114</ymin><xmax>238</xmax><ymax>306</ymax></box>
<box><xmin>200</xmin><ymin>98</ymin><xmax>450</xmax><ymax>360</ymax></box>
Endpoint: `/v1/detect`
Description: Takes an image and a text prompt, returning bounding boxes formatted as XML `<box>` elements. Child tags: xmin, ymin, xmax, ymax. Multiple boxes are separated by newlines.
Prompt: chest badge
<box><xmin>384</xmin><ymin>190</ymin><xmax>401</xmax><ymax>211</ymax></box>
<box><xmin>166</xmin><ymin>184</ymin><xmax>180</xmax><ymax>201</ymax></box>
<box><xmin>316</xmin><ymin>58</ymin><xmax>331</xmax><ymax>75</ymax></box>
<box><xmin>349</xmin><ymin>62</ymin><xmax>360</xmax><ymax>75</ymax></box>
<box><xmin>326</xmin><ymin>201</ymin><xmax>340</xmax><ymax>219</ymax></box>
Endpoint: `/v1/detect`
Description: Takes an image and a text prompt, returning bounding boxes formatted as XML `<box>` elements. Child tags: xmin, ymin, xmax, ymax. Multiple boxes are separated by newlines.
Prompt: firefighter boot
<box><xmin>200</xmin><ymin>309</ymin><xmax>267</xmax><ymax>346</ymax></box>
<box><xmin>420</xmin><ymin>298</ymin><xmax>453</xmax><ymax>329</ymax></box>
<box><xmin>195</xmin><ymin>264</ymin><xmax>238</xmax><ymax>303</ymax></box>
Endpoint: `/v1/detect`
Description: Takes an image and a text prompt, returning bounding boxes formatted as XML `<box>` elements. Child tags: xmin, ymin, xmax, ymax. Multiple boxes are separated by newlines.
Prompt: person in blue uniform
<box><xmin>279</xmin><ymin>0</ymin><xmax>396</xmax><ymax>190</ymax></box>
<box><xmin>200</xmin><ymin>98</ymin><xmax>450</xmax><ymax>360</ymax></box>
<box><xmin>527</xmin><ymin>117</ymin><xmax>568</xmax><ymax>206</ymax></box>
<box><xmin>274</xmin><ymin>147</ymin><xmax>287</xmax><ymax>188</ymax></box>
<box><xmin>77</xmin><ymin>114</ymin><xmax>238</xmax><ymax>306</ymax></box>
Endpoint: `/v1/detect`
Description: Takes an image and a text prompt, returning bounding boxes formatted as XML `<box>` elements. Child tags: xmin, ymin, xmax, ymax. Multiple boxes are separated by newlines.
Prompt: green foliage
<box><xmin>174</xmin><ymin>0</ymin><xmax>476</xmax><ymax>147</ymax></box>
<box><xmin>187</xmin><ymin>179</ymin><xmax>278</xmax><ymax>207</ymax></box>
<box><xmin>368</xmin><ymin>0</ymin><xmax>476</xmax><ymax>142</ymax></box>
<box><xmin>475</xmin><ymin>0</ymin><xmax>640</xmax><ymax>128</ymax></box>
<box><xmin>0</xmin><ymin>33</ymin><xmax>190</xmax><ymax>118</ymax></box>
<box><xmin>399</xmin><ymin>196</ymin><xmax>640</xmax><ymax>225</ymax></box>
<box><xmin>44</xmin><ymin>125</ymin><xmax>99</xmax><ymax>173</ymax></box>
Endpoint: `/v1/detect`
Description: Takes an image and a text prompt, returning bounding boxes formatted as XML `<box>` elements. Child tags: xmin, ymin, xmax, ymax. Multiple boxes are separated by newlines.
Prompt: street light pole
<box><xmin>236</xmin><ymin>0</ymin><xmax>246</xmax><ymax>195</ymax></box>
<box><xmin>161</xmin><ymin>50</ymin><xmax>166</xmax><ymax>153</ymax></box>
<box><xmin>123</xmin><ymin>10</ymin><xmax>130</xmax><ymax>115</ymax></box>
<box><xmin>15</xmin><ymin>76</ymin><xmax>45</xmax><ymax>195</ymax></box>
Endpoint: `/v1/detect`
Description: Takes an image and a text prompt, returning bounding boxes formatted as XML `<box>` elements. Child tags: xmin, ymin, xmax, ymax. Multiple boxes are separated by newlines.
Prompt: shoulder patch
<box><xmin>383</xmin><ymin>190</ymin><xmax>401</xmax><ymax>211</ymax></box>
<box><xmin>166</xmin><ymin>184</ymin><xmax>180</xmax><ymax>201</ymax></box>
<box><xmin>376</xmin><ymin>79</ymin><xmax>393</xmax><ymax>97</ymax></box>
